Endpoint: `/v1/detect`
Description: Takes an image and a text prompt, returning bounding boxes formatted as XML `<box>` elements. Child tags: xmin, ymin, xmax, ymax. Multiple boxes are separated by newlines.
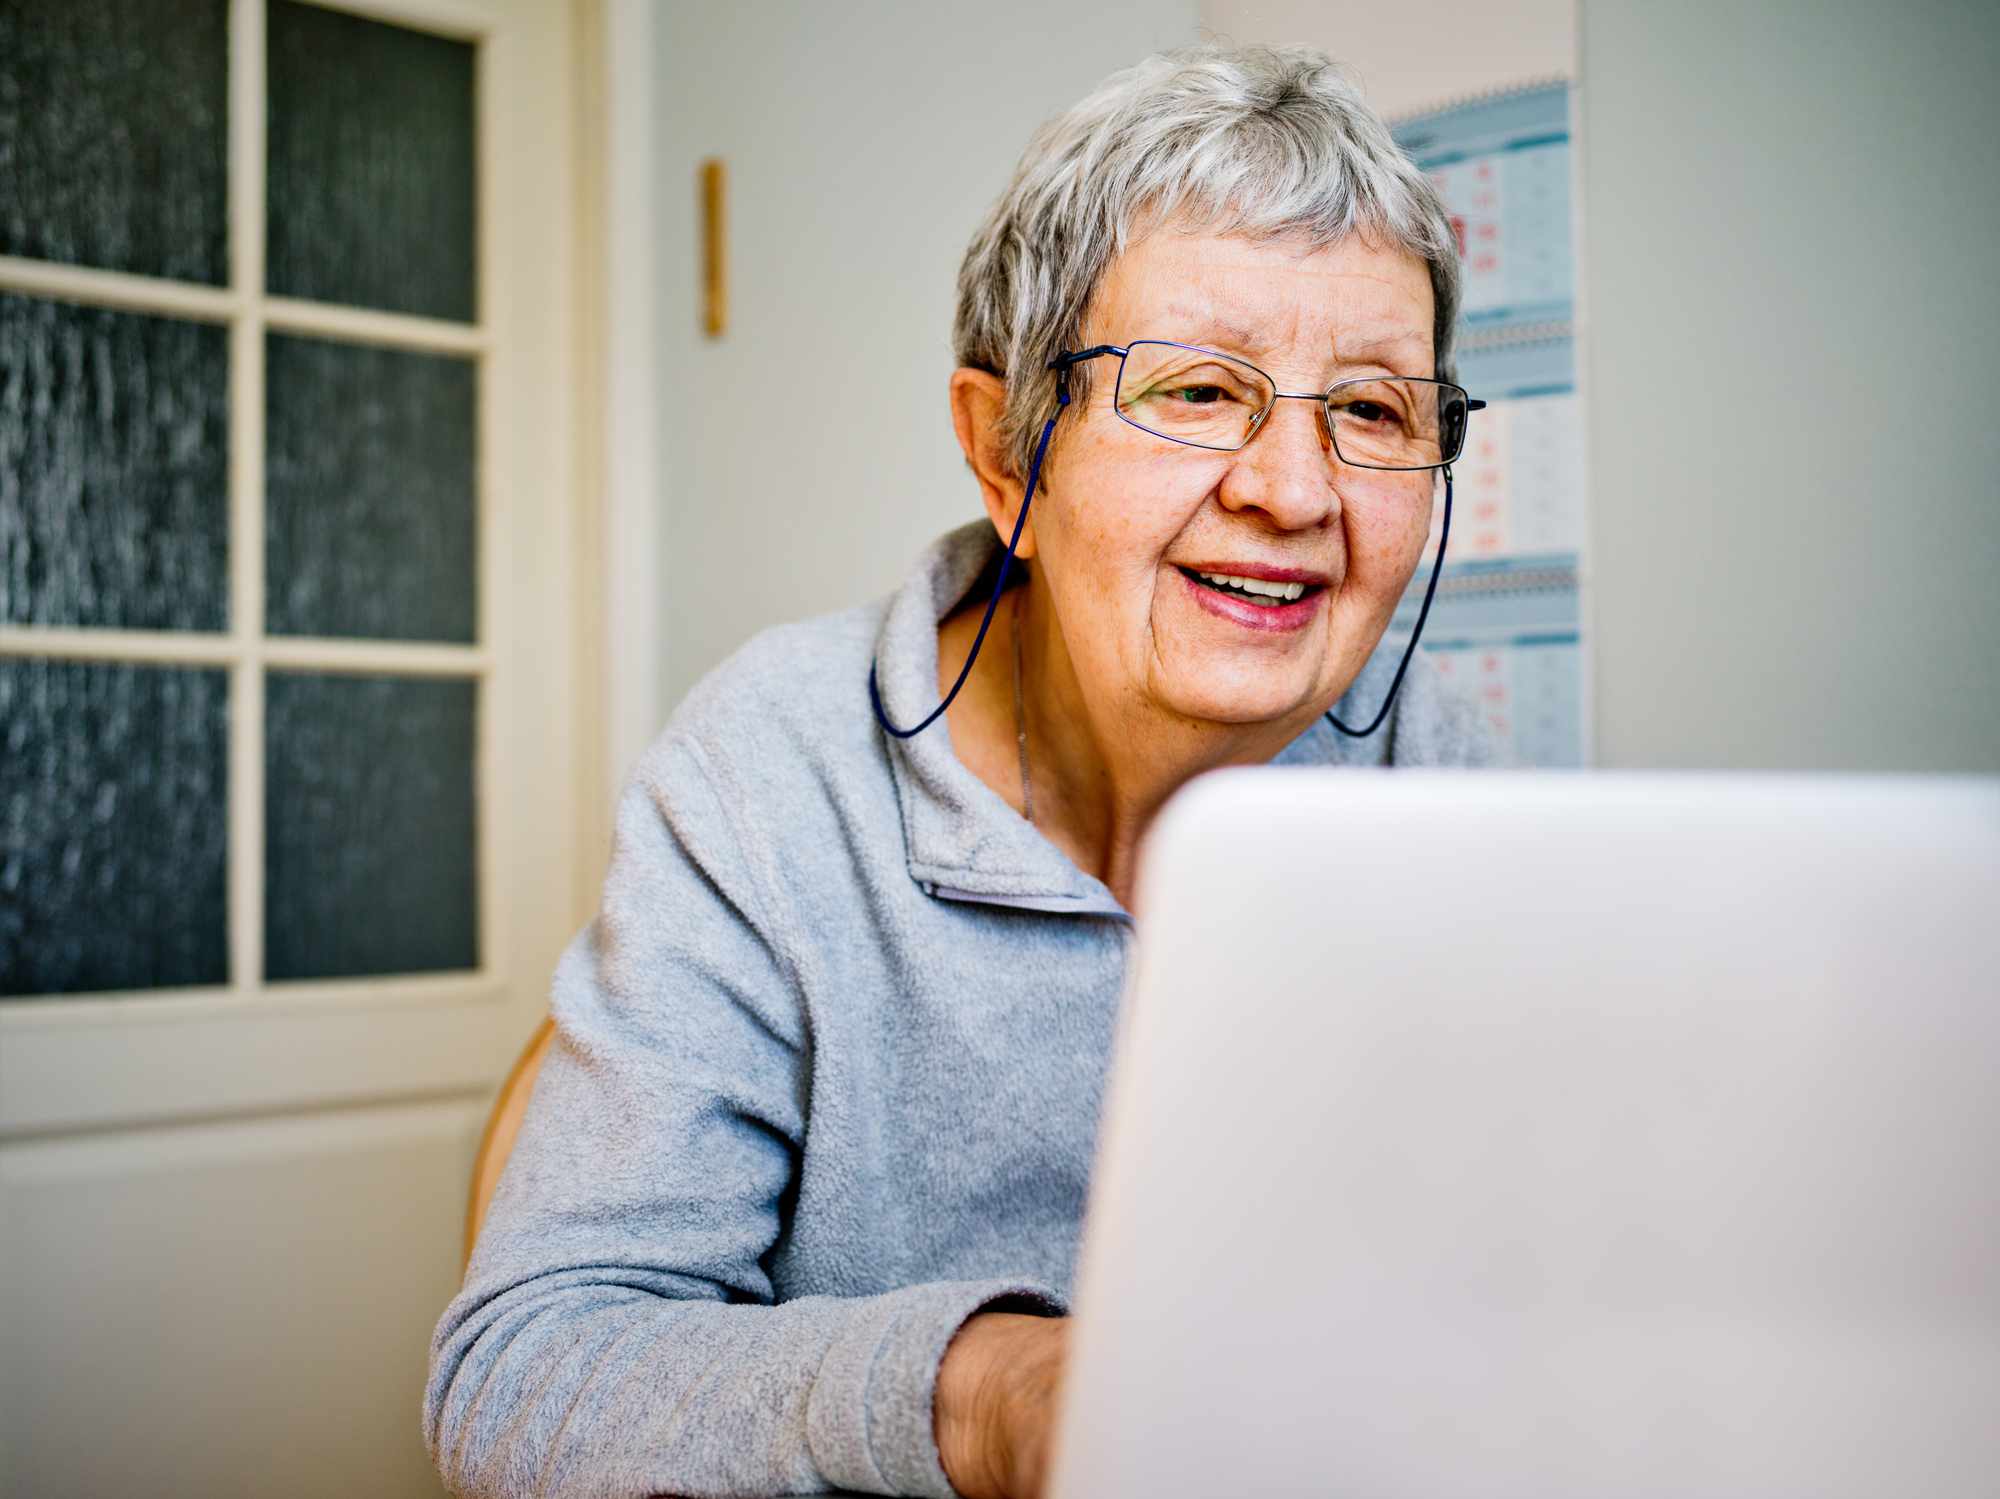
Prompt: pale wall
<box><xmin>1578</xmin><ymin>0</ymin><xmax>2000</xmax><ymax>770</ymax></box>
<box><xmin>1200</xmin><ymin>0</ymin><xmax>1575</xmax><ymax>118</ymax></box>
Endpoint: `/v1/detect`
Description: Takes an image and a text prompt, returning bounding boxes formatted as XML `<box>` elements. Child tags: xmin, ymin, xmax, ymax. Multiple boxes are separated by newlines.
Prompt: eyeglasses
<box><xmin>1049</xmin><ymin>341</ymin><xmax>1484</xmax><ymax>471</ymax></box>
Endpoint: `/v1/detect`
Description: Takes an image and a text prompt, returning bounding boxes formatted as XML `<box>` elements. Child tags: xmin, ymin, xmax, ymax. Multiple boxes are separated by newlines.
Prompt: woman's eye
<box><xmin>1339</xmin><ymin>400</ymin><xmax>1403</xmax><ymax>425</ymax></box>
<box><xmin>1169</xmin><ymin>384</ymin><xmax>1228</xmax><ymax>405</ymax></box>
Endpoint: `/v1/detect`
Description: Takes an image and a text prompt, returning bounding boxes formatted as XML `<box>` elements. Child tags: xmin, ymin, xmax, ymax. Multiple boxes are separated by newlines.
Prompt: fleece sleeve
<box><xmin>423</xmin><ymin>738</ymin><xmax>1059</xmax><ymax>1499</ymax></box>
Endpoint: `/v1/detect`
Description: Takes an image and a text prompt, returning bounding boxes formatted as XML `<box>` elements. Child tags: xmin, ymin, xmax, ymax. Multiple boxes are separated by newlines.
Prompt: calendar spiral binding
<box><xmin>1429</xmin><ymin>563</ymin><xmax>1581</xmax><ymax>600</ymax></box>
<box><xmin>1386</xmin><ymin>76</ymin><xmax>1573</xmax><ymax>130</ymax></box>
<box><xmin>1454</xmin><ymin>318</ymin><xmax>1574</xmax><ymax>356</ymax></box>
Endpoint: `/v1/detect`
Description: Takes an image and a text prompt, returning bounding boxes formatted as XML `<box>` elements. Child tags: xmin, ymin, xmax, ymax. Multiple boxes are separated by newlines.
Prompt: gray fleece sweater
<box><xmin>425</xmin><ymin>521</ymin><xmax>1495</xmax><ymax>1499</ymax></box>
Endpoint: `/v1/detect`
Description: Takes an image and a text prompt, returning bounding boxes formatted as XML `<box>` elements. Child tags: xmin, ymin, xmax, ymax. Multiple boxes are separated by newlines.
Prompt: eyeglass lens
<box><xmin>1112</xmin><ymin>341</ymin><xmax>1466</xmax><ymax>469</ymax></box>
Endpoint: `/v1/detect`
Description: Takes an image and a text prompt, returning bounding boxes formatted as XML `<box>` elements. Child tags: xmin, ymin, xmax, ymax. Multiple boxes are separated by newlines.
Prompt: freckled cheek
<box><xmin>1058</xmin><ymin>445</ymin><xmax>1208</xmax><ymax>601</ymax></box>
<box><xmin>1342</xmin><ymin>486</ymin><xmax>1434</xmax><ymax>598</ymax></box>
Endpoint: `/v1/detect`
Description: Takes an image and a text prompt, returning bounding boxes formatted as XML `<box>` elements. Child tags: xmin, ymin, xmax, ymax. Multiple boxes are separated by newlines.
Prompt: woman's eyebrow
<box><xmin>1333</xmin><ymin>332</ymin><xmax>1428</xmax><ymax>364</ymax></box>
<box><xmin>1165</xmin><ymin>317</ymin><xmax>1258</xmax><ymax>352</ymax></box>
<box><xmin>1159</xmin><ymin>320</ymin><xmax>1429</xmax><ymax>370</ymax></box>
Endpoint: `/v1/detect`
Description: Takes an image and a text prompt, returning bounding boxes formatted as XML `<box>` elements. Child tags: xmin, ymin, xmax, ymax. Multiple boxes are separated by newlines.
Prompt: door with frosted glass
<box><xmin>0</xmin><ymin>2</ymin><xmax>583</xmax><ymax>1494</ymax></box>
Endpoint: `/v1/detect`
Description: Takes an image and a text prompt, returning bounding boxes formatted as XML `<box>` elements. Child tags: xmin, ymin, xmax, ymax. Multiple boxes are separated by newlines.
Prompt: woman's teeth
<box><xmin>1189</xmin><ymin>569</ymin><xmax>1308</xmax><ymax>606</ymax></box>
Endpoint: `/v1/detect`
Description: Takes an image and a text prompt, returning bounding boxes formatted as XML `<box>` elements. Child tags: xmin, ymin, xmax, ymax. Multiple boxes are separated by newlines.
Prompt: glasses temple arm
<box><xmin>1047</xmin><ymin>346</ymin><xmax>1126</xmax><ymax>369</ymax></box>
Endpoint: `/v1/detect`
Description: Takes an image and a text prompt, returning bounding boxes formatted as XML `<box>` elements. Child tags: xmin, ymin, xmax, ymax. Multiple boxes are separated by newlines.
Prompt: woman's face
<box><xmin>1032</xmin><ymin>226</ymin><xmax>1440</xmax><ymax>731</ymax></box>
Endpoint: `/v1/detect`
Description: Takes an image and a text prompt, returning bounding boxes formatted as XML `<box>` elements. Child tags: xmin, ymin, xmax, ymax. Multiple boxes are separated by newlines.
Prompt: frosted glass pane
<box><xmin>264</xmin><ymin>333</ymin><xmax>476</xmax><ymax>642</ymax></box>
<box><xmin>265</xmin><ymin>0</ymin><xmax>477</xmax><ymax>321</ymax></box>
<box><xmin>0</xmin><ymin>659</ymin><xmax>229</xmax><ymax>997</ymax></box>
<box><xmin>0</xmin><ymin>293</ymin><xmax>230</xmax><ymax>631</ymax></box>
<box><xmin>0</xmin><ymin>0</ymin><xmax>229</xmax><ymax>284</ymax></box>
<box><xmin>264</xmin><ymin>672</ymin><xmax>477</xmax><ymax>980</ymax></box>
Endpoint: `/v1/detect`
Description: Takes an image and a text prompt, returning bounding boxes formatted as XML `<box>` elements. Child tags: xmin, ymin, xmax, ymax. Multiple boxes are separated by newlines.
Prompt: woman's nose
<box><xmin>1214</xmin><ymin>397</ymin><xmax>1338</xmax><ymax>529</ymax></box>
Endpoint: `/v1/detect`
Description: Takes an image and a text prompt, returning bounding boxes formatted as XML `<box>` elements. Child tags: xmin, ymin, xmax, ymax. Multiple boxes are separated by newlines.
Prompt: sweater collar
<box><xmin>872</xmin><ymin>522</ymin><xmax>1394</xmax><ymax>919</ymax></box>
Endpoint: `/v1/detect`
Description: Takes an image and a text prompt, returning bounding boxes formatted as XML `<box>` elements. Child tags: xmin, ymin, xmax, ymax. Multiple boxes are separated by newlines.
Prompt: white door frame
<box><xmin>0</xmin><ymin>0</ymin><xmax>594</xmax><ymax>1134</ymax></box>
<box><xmin>585</xmin><ymin>0</ymin><xmax>668</xmax><ymax>856</ymax></box>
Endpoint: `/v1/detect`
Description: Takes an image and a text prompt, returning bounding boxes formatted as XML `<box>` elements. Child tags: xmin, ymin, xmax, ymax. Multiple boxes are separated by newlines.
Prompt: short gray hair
<box><xmin>954</xmin><ymin>44</ymin><xmax>1461</xmax><ymax>477</ymax></box>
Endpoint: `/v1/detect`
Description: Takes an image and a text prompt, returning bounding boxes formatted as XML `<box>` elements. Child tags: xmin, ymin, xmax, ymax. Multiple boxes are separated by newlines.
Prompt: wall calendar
<box><xmin>1392</xmin><ymin>81</ymin><xmax>1586</xmax><ymax>767</ymax></box>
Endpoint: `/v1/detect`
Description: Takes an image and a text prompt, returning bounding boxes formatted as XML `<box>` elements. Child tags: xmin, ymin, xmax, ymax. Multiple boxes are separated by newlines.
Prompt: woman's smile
<box><xmin>1171</xmin><ymin>562</ymin><xmax>1330</xmax><ymax>633</ymax></box>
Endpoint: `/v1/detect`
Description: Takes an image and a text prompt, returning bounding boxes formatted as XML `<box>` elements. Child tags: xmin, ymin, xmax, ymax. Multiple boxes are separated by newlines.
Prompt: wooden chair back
<box><xmin>462</xmin><ymin>1015</ymin><xmax>557</xmax><ymax>1268</ymax></box>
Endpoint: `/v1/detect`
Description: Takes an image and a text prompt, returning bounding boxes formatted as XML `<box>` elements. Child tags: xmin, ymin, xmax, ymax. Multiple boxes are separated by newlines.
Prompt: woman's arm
<box><xmin>425</xmin><ymin>740</ymin><xmax>1057</xmax><ymax>1499</ymax></box>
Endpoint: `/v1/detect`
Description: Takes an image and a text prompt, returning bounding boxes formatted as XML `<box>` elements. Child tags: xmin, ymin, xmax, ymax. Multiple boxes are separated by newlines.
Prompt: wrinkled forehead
<box><xmin>1090</xmin><ymin>225</ymin><xmax>1436</xmax><ymax>375</ymax></box>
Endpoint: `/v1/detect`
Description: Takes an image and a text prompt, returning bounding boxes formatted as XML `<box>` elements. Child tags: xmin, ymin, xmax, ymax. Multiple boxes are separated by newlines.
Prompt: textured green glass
<box><xmin>265</xmin><ymin>0</ymin><xmax>477</xmax><ymax>320</ymax></box>
<box><xmin>1</xmin><ymin>292</ymin><xmax>230</xmax><ymax>631</ymax></box>
<box><xmin>263</xmin><ymin>332</ymin><xmax>477</xmax><ymax>642</ymax></box>
<box><xmin>0</xmin><ymin>0</ymin><xmax>229</xmax><ymax>284</ymax></box>
<box><xmin>0</xmin><ymin>659</ymin><xmax>230</xmax><ymax>996</ymax></box>
<box><xmin>264</xmin><ymin>672</ymin><xmax>478</xmax><ymax>980</ymax></box>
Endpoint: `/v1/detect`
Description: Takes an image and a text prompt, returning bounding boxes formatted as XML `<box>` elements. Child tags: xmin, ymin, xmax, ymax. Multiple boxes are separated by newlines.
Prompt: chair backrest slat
<box><xmin>463</xmin><ymin>1015</ymin><xmax>558</xmax><ymax>1268</ymax></box>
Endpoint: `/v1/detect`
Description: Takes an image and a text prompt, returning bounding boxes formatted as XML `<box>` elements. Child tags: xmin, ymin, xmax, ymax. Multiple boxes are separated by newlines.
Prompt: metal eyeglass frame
<box><xmin>867</xmin><ymin>342</ymin><xmax>1487</xmax><ymax>745</ymax></box>
<box><xmin>1051</xmin><ymin>340</ymin><xmax>1485</xmax><ymax>467</ymax></box>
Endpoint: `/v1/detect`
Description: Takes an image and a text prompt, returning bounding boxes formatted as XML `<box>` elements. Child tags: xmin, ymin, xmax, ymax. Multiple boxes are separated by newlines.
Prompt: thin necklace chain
<box><xmin>1011</xmin><ymin>586</ymin><xmax>1034</xmax><ymax>826</ymax></box>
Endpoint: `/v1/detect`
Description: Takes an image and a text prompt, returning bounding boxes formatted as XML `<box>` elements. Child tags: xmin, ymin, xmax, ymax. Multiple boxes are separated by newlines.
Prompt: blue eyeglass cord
<box><xmin>867</xmin><ymin>375</ymin><xmax>1454</xmax><ymax>742</ymax></box>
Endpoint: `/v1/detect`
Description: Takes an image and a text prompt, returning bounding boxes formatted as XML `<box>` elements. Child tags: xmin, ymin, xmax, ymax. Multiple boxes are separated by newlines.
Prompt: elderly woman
<box><xmin>428</xmin><ymin>43</ymin><xmax>1491</xmax><ymax>1499</ymax></box>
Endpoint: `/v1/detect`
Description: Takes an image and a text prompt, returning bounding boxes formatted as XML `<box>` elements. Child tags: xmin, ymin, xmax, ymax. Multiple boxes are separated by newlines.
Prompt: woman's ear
<box><xmin>949</xmin><ymin>367</ymin><xmax>1038</xmax><ymax>562</ymax></box>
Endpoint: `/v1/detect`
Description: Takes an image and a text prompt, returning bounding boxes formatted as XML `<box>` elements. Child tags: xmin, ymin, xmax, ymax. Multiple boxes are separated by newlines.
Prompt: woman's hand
<box><xmin>934</xmin><ymin>1310</ymin><xmax>1070</xmax><ymax>1499</ymax></box>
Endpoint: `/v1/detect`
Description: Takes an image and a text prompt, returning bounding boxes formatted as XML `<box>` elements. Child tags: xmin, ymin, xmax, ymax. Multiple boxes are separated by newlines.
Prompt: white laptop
<box><xmin>1049</xmin><ymin>772</ymin><xmax>2000</xmax><ymax>1499</ymax></box>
